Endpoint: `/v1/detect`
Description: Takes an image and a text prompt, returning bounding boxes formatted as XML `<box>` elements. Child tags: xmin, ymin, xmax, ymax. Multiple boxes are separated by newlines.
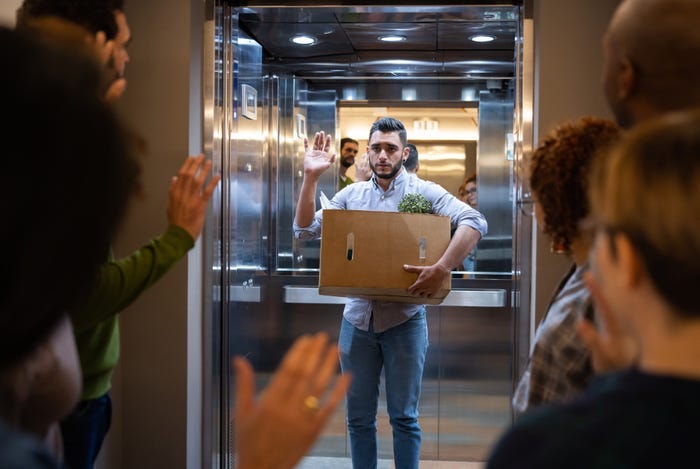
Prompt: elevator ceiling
<box><xmin>236</xmin><ymin>3</ymin><xmax>520</xmax><ymax>79</ymax></box>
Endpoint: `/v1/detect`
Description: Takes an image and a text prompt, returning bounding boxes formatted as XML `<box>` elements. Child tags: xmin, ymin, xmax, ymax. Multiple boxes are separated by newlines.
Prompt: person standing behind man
<box><xmin>458</xmin><ymin>173</ymin><xmax>478</xmax><ymax>208</ymax></box>
<box><xmin>294</xmin><ymin>117</ymin><xmax>486</xmax><ymax>469</ymax></box>
<box><xmin>16</xmin><ymin>2</ymin><xmax>221</xmax><ymax>468</ymax></box>
<box><xmin>403</xmin><ymin>142</ymin><xmax>420</xmax><ymax>174</ymax></box>
<box><xmin>338</xmin><ymin>137</ymin><xmax>359</xmax><ymax>189</ymax></box>
<box><xmin>576</xmin><ymin>0</ymin><xmax>700</xmax><ymax>374</ymax></box>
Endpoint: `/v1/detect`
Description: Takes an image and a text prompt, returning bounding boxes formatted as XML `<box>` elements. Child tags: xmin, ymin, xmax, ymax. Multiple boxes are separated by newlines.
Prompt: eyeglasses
<box><xmin>577</xmin><ymin>216</ymin><xmax>619</xmax><ymax>237</ymax></box>
<box><xmin>459</xmin><ymin>188</ymin><xmax>477</xmax><ymax>196</ymax></box>
<box><xmin>577</xmin><ymin>216</ymin><xmax>621</xmax><ymax>257</ymax></box>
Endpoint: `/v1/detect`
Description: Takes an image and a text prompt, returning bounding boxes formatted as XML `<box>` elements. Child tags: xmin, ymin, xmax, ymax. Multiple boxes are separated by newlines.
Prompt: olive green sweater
<box><xmin>71</xmin><ymin>225</ymin><xmax>194</xmax><ymax>400</ymax></box>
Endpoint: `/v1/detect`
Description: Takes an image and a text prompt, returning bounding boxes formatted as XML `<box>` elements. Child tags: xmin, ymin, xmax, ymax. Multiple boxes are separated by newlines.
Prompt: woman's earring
<box><xmin>550</xmin><ymin>240</ymin><xmax>569</xmax><ymax>254</ymax></box>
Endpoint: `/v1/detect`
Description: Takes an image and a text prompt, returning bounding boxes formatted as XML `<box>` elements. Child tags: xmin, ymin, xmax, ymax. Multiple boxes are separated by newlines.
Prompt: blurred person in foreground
<box><xmin>17</xmin><ymin>1</ymin><xmax>221</xmax><ymax>467</ymax></box>
<box><xmin>601</xmin><ymin>0</ymin><xmax>700</xmax><ymax>130</ymax></box>
<box><xmin>0</xmin><ymin>25</ymin><xmax>138</xmax><ymax>467</ymax></box>
<box><xmin>488</xmin><ymin>109</ymin><xmax>700</xmax><ymax>468</ymax></box>
<box><xmin>233</xmin><ymin>332</ymin><xmax>351</xmax><ymax>469</ymax></box>
<box><xmin>576</xmin><ymin>0</ymin><xmax>700</xmax><ymax>377</ymax></box>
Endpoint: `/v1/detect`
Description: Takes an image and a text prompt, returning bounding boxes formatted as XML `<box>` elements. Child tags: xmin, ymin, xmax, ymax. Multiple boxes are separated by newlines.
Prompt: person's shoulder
<box><xmin>490</xmin><ymin>371</ymin><xmax>700</xmax><ymax>468</ymax></box>
<box><xmin>0</xmin><ymin>422</ymin><xmax>61</xmax><ymax>468</ymax></box>
<box><xmin>409</xmin><ymin>175</ymin><xmax>447</xmax><ymax>194</ymax></box>
<box><xmin>487</xmin><ymin>402</ymin><xmax>595</xmax><ymax>468</ymax></box>
<box><xmin>486</xmin><ymin>406</ymin><xmax>568</xmax><ymax>468</ymax></box>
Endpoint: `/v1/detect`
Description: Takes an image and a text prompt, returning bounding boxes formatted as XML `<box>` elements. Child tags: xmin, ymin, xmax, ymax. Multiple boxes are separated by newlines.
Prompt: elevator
<box><xmin>201</xmin><ymin>2</ymin><xmax>534</xmax><ymax>467</ymax></box>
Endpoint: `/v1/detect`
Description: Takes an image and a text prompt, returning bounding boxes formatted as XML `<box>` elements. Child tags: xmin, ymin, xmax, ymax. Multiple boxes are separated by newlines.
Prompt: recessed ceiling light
<box><xmin>469</xmin><ymin>34</ymin><xmax>496</xmax><ymax>43</ymax></box>
<box><xmin>379</xmin><ymin>35</ymin><xmax>407</xmax><ymax>43</ymax></box>
<box><xmin>291</xmin><ymin>34</ymin><xmax>316</xmax><ymax>46</ymax></box>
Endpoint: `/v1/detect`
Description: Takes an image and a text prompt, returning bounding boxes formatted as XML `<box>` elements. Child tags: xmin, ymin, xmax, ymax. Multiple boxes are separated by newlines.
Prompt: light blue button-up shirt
<box><xmin>294</xmin><ymin>170</ymin><xmax>488</xmax><ymax>332</ymax></box>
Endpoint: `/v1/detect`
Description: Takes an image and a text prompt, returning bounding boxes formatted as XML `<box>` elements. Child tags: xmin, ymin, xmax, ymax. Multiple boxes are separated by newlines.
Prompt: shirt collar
<box><xmin>371</xmin><ymin>168</ymin><xmax>406</xmax><ymax>192</ymax></box>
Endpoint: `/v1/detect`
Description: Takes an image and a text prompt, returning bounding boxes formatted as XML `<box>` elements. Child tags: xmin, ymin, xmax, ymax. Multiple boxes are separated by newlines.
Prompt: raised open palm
<box><xmin>303</xmin><ymin>131</ymin><xmax>336</xmax><ymax>177</ymax></box>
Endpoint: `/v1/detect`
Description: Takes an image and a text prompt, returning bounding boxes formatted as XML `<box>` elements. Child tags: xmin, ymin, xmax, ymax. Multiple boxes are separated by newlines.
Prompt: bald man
<box><xmin>601</xmin><ymin>0</ymin><xmax>700</xmax><ymax>128</ymax></box>
<box><xmin>575</xmin><ymin>0</ymin><xmax>700</xmax><ymax>375</ymax></box>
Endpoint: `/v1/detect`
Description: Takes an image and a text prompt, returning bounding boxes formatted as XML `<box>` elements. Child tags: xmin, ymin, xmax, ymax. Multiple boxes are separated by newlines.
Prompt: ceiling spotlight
<box><xmin>291</xmin><ymin>34</ymin><xmax>316</xmax><ymax>46</ymax></box>
<box><xmin>379</xmin><ymin>35</ymin><xmax>407</xmax><ymax>43</ymax></box>
<box><xmin>469</xmin><ymin>34</ymin><xmax>496</xmax><ymax>43</ymax></box>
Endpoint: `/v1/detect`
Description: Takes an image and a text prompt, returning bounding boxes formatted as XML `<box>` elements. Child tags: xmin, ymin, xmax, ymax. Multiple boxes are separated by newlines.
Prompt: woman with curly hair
<box><xmin>512</xmin><ymin>117</ymin><xmax>622</xmax><ymax>418</ymax></box>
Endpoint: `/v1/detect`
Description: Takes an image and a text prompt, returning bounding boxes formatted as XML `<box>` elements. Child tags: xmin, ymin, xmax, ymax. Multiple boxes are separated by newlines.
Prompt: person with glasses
<box><xmin>511</xmin><ymin>117</ymin><xmax>622</xmax><ymax>418</ymax></box>
<box><xmin>488</xmin><ymin>109</ymin><xmax>700</xmax><ymax>468</ymax></box>
<box><xmin>458</xmin><ymin>173</ymin><xmax>478</xmax><ymax>208</ymax></box>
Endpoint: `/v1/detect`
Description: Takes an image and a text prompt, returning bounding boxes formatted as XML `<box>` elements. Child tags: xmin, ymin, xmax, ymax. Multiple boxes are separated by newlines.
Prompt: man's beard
<box><xmin>340</xmin><ymin>157</ymin><xmax>354</xmax><ymax>168</ymax></box>
<box><xmin>370</xmin><ymin>159</ymin><xmax>403</xmax><ymax>180</ymax></box>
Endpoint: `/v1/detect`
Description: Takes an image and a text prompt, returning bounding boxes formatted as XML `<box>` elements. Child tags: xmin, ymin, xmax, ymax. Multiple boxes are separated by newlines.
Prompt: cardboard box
<box><xmin>319</xmin><ymin>209</ymin><xmax>452</xmax><ymax>305</ymax></box>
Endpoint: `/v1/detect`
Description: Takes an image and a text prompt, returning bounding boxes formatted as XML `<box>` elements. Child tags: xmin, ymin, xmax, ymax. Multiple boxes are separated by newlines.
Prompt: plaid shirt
<box><xmin>512</xmin><ymin>263</ymin><xmax>593</xmax><ymax>418</ymax></box>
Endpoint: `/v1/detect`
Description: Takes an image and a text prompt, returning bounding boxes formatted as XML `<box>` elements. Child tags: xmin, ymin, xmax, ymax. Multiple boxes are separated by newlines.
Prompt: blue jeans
<box><xmin>60</xmin><ymin>393</ymin><xmax>112</xmax><ymax>469</ymax></box>
<box><xmin>339</xmin><ymin>310</ymin><xmax>428</xmax><ymax>469</ymax></box>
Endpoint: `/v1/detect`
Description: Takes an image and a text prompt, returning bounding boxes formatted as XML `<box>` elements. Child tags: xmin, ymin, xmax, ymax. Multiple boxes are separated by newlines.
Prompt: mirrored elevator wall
<box><xmin>207</xmin><ymin>4</ymin><xmax>530</xmax><ymax>467</ymax></box>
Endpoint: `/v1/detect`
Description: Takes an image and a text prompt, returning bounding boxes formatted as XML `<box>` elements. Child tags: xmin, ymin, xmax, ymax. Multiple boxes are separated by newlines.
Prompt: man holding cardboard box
<box><xmin>294</xmin><ymin>117</ymin><xmax>486</xmax><ymax>469</ymax></box>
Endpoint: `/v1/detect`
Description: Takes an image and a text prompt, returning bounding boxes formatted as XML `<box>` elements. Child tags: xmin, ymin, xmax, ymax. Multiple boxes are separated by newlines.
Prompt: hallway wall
<box><xmin>111</xmin><ymin>1</ymin><xmax>204</xmax><ymax>468</ymax></box>
<box><xmin>531</xmin><ymin>0</ymin><xmax>621</xmax><ymax>324</ymax></box>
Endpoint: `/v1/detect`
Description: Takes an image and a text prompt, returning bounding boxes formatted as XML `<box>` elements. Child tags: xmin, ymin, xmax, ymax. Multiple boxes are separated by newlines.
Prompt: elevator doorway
<box><xmin>202</xmin><ymin>2</ymin><xmax>533</xmax><ymax>467</ymax></box>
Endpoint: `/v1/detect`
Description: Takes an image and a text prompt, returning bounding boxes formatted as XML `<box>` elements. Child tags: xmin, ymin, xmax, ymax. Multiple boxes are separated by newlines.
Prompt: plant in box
<box><xmin>397</xmin><ymin>193</ymin><xmax>431</xmax><ymax>214</ymax></box>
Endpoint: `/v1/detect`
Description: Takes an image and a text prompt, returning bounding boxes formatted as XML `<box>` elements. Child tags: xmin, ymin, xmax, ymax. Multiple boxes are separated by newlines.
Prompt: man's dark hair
<box><xmin>368</xmin><ymin>117</ymin><xmax>408</xmax><ymax>147</ymax></box>
<box><xmin>17</xmin><ymin>0</ymin><xmax>125</xmax><ymax>39</ymax></box>
<box><xmin>340</xmin><ymin>137</ymin><xmax>358</xmax><ymax>149</ymax></box>
<box><xmin>404</xmin><ymin>143</ymin><xmax>419</xmax><ymax>171</ymax></box>
<box><xmin>0</xmin><ymin>26</ymin><xmax>139</xmax><ymax>368</ymax></box>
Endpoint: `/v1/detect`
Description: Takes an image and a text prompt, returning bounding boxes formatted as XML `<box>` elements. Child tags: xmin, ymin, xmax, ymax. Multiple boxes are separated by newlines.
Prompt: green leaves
<box><xmin>397</xmin><ymin>193</ymin><xmax>432</xmax><ymax>213</ymax></box>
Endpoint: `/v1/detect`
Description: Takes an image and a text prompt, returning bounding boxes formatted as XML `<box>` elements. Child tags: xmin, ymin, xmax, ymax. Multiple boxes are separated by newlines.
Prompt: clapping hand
<box><xmin>233</xmin><ymin>332</ymin><xmax>351</xmax><ymax>469</ymax></box>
